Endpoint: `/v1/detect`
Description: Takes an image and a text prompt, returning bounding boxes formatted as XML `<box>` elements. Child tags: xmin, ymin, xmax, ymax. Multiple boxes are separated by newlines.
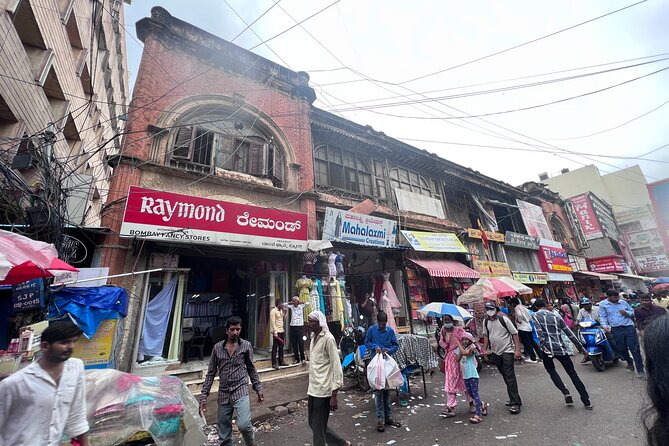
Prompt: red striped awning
<box><xmin>410</xmin><ymin>259</ymin><xmax>481</xmax><ymax>279</ymax></box>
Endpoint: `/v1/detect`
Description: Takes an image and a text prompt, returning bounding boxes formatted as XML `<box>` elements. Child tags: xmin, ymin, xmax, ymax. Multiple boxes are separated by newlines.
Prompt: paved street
<box><xmin>249</xmin><ymin>359</ymin><xmax>647</xmax><ymax>446</ymax></box>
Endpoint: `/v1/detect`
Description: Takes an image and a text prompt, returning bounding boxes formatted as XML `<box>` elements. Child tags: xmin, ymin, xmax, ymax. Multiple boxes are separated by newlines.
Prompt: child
<box><xmin>455</xmin><ymin>333</ymin><xmax>488</xmax><ymax>424</ymax></box>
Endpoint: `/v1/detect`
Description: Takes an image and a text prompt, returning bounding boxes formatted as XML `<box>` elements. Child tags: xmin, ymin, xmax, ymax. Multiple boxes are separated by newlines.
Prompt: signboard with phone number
<box><xmin>12</xmin><ymin>279</ymin><xmax>44</xmax><ymax>313</ymax></box>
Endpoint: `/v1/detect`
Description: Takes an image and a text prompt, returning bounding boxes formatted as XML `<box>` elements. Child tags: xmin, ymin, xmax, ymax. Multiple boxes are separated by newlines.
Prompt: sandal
<box><xmin>469</xmin><ymin>415</ymin><xmax>484</xmax><ymax>424</ymax></box>
<box><xmin>377</xmin><ymin>421</ymin><xmax>385</xmax><ymax>432</ymax></box>
<box><xmin>509</xmin><ymin>405</ymin><xmax>521</xmax><ymax>415</ymax></box>
<box><xmin>385</xmin><ymin>419</ymin><xmax>402</xmax><ymax>428</ymax></box>
<box><xmin>469</xmin><ymin>403</ymin><xmax>476</xmax><ymax>414</ymax></box>
<box><xmin>440</xmin><ymin>408</ymin><xmax>456</xmax><ymax>418</ymax></box>
<box><xmin>481</xmin><ymin>401</ymin><xmax>489</xmax><ymax>416</ymax></box>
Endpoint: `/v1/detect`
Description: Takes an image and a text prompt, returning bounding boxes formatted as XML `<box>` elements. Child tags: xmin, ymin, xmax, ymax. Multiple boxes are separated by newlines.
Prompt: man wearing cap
<box><xmin>532</xmin><ymin>299</ymin><xmax>593</xmax><ymax>410</ymax></box>
<box><xmin>599</xmin><ymin>289</ymin><xmax>645</xmax><ymax>379</ymax></box>
<box><xmin>482</xmin><ymin>302</ymin><xmax>523</xmax><ymax>414</ymax></box>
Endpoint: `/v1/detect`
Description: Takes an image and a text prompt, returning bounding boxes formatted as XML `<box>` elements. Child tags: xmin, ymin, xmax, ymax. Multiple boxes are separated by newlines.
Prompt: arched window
<box><xmin>550</xmin><ymin>215</ymin><xmax>572</xmax><ymax>250</ymax></box>
<box><xmin>169</xmin><ymin>116</ymin><xmax>285</xmax><ymax>188</ymax></box>
<box><xmin>314</xmin><ymin>144</ymin><xmax>373</xmax><ymax>196</ymax></box>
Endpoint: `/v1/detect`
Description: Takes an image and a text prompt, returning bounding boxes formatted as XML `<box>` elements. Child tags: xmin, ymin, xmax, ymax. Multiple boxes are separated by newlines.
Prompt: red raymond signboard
<box><xmin>120</xmin><ymin>186</ymin><xmax>308</xmax><ymax>251</ymax></box>
<box><xmin>538</xmin><ymin>245</ymin><xmax>573</xmax><ymax>273</ymax></box>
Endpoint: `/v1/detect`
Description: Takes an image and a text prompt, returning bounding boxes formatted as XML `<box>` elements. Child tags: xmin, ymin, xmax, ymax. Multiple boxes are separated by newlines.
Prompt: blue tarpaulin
<box><xmin>49</xmin><ymin>286</ymin><xmax>128</xmax><ymax>338</ymax></box>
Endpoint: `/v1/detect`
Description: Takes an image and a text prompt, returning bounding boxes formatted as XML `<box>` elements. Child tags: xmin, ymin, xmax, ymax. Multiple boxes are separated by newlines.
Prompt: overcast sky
<box><xmin>123</xmin><ymin>1</ymin><xmax>669</xmax><ymax>187</ymax></box>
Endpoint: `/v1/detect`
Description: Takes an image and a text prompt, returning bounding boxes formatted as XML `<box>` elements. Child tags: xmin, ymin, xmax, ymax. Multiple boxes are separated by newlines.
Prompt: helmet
<box><xmin>580</xmin><ymin>297</ymin><xmax>591</xmax><ymax>305</ymax></box>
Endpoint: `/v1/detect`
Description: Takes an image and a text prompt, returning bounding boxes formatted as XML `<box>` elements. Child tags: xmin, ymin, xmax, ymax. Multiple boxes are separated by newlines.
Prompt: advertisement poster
<box><xmin>635</xmin><ymin>255</ymin><xmax>669</xmax><ymax>273</ymax></box>
<box><xmin>648</xmin><ymin>179</ymin><xmax>669</xmax><ymax>251</ymax></box>
<box><xmin>512</xmin><ymin>272</ymin><xmax>548</xmax><ymax>285</ymax></box>
<box><xmin>587</xmin><ymin>192</ymin><xmax>620</xmax><ymax>241</ymax></box>
<box><xmin>587</xmin><ymin>256</ymin><xmax>625</xmax><ymax>273</ymax></box>
<box><xmin>72</xmin><ymin>319</ymin><xmax>118</xmax><ymax>369</ymax></box>
<box><xmin>568</xmin><ymin>194</ymin><xmax>602</xmax><ymax>240</ymax></box>
<box><xmin>516</xmin><ymin>200</ymin><xmax>554</xmax><ymax>240</ymax></box>
<box><xmin>615</xmin><ymin>205</ymin><xmax>657</xmax><ymax>233</ymax></box>
<box><xmin>401</xmin><ymin>231</ymin><xmax>467</xmax><ymax>252</ymax></box>
<box><xmin>120</xmin><ymin>186</ymin><xmax>308</xmax><ymax>252</ymax></box>
<box><xmin>323</xmin><ymin>207</ymin><xmax>397</xmax><ymax>247</ymax></box>
<box><xmin>538</xmin><ymin>245</ymin><xmax>573</xmax><ymax>272</ymax></box>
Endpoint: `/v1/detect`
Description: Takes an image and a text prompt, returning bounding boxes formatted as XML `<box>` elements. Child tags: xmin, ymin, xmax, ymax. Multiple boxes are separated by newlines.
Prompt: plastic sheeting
<box><xmin>83</xmin><ymin>369</ymin><xmax>206</xmax><ymax>446</ymax></box>
<box><xmin>139</xmin><ymin>278</ymin><xmax>178</xmax><ymax>357</ymax></box>
<box><xmin>49</xmin><ymin>286</ymin><xmax>128</xmax><ymax>339</ymax></box>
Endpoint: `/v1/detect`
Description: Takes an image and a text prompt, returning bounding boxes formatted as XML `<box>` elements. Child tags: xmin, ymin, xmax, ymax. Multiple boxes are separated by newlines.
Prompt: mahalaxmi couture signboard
<box><xmin>322</xmin><ymin>207</ymin><xmax>397</xmax><ymax>247</ymax></box>
<box><xmin>120</xmin><ymin>187</ymin><xmax>308</xmax><ymax>251</ymax></box>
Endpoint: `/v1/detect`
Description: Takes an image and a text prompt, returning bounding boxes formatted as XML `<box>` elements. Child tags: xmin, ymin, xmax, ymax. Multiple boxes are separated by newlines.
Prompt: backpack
<box><xmin>484</xmin><ymin>314</ymin><xmax>512</xmax><ymax>337</ymax></box>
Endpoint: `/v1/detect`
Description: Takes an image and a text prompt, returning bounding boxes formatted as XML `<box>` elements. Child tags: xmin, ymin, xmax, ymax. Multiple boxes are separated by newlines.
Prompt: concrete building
<box><xmin>540</xmin><ymin>164</ymin><xmax>668</xmax><ymax>277</ymax></box>
<box><xmin>0</xmin><ymin>0</ymin><xmax>130</xmax><ymax>249</ymax></box>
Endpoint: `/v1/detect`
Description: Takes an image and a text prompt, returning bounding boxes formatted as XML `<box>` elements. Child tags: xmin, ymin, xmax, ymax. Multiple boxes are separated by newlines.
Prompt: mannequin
<box><xmin>329</xmin><ymin>276</ymin><xmax>344</xmax><ymax>329</ymax></box>
<box><xmin>335</xmin><ymin>251</ymin><xmax>345</xmax><ymax>277</ymax></box>
<box><xmin>380</xmin><ymin>289</ymin><xmax>397</xmax><ymax>330</ymax></box>
<box><xmin>295</xmin><ymin>275</ymin><xmax>313</xmax><ymax>320</ymax></box>
<box><xmin>327</xmin><ymin>251</ymin><xmax>337</xmax><ymax>277</ymax></box>
<box><xmin>321</xmin><ymin>276</ymin><xmax>332</xmax><ymax>318</ymax></box>
<box><xmin>339</xmin><ymin>277</ymin><xmax>352</xmax><ymax>325</ymax></box>
<box><xmin>382</xmin><ymin>272</ymin><xmax>402</xmax><ymax>310</ymax></box>
<box><xmin>302</xmin><ymin>251</ymin><xmax>317</xmax><ymax>274</ymax></box>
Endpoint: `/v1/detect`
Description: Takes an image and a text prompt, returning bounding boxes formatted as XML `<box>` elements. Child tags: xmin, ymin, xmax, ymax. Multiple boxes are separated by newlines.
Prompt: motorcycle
<box><xmin>341</xmin><ymin>326</ymin><xmax>370</xmax><ymax>391</ymax></box>
<box><xmin>578</xmin><ymin>319</ymin><xmax>619</xmax><ymax>371</ymax></box>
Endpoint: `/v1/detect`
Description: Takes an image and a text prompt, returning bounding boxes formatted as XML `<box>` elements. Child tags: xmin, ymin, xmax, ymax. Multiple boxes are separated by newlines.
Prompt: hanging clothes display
<box><xmin>302</xmin><ymin>252</ymin><xmax>317</xmax><ymax>275</ymax></box>
<box><xmin>380</xmin><ymin>290</ymin><xmax>397</xmax><ymax>331</ymax></box>
<box><xmin>309</xmin><ymin>279</ymin><xmax>321</xmax><ymax>313</ymax></box>
<box><xmin>295</xmin><ymin>276</ymin><xmax>313</xmax><ymax>320</ymax></box>
<box><xmin>382</xmin><ymin>272</ymin><xmax>402</xmax><ymax>309</ymax></box>
<box><xmin>329</xmin><ymin>277</ymin><xmax>344</xmax><ymax>328</ymax></box>
<box><xmin>339</xmin><ymin>278</ymin><xmax>351</xmax><ymax>325</ymax></box>
<box><xmin>335</xmin><ymin>252</ymin><xmax>345</xmax><ymax>277</ymax></box>
<box><xmin>321</xmin><ymin>277</ymin><xmax>332</xmax><ymax>319</ymax></box>
<box><xmin>327</xmin><ymin>252</ymin><xmax>337</xmax><ymax>277</ymax></box>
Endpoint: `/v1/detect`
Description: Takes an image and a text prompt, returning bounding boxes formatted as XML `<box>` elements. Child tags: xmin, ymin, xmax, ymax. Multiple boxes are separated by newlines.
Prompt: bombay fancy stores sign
<box><xmin>538</xmin><ymin>245</ymin><xmax>573</xmax><ymax>273</ymax></box>
<box><xmin>120</xmin><ymin>187</ymin><xmax>308</xmax><ymax>251</ymax></box>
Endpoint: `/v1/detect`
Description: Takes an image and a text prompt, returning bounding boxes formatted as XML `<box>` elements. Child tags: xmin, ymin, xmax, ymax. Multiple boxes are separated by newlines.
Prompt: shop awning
<box><xmin>616</xmin><ymin>273</ymin><xmax>654</xmax><ymax>281</ymax></box>
<box><xmin>547</xmin><ymin>272</ymin><xmax>575</xmax><ymax>282</ymax></box>
<box><xmin>573</xmin><ymin>271</ymin><xmax>617</xmax><ymax>281</ymax></box>
<box><xmin>409</xmin><ymin>259</ymin><xmax>480</xmax><ymax>279</ymax></box>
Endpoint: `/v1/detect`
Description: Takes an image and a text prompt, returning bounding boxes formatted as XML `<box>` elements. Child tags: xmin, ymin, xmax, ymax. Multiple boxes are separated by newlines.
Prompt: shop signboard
<box><xmin>120</xmin><ymin>187</ymin><xmax>308</xmax><ymax>251</ymax></box>
<box><xmin>473</xmin><ymin>260</ymin><xmax>511</xmax><ymax>277</ymax></box>
<box><xmin>635</xmin><ymin>255</ymin><xmax>669</xmax><ymax>273</ymax></box>
<box><xmin>587</xmin><ymin>256</ymin><xmax>625</xmax><ymax>273</ymax></box>
<box><xmin>622</xmin><ymin>229</ymin><xmax>666</xmax><ymax>254</ymax></box>
<box><xmin>587</xmin><ymin>192</ymin><xmax>620</xmax><ymax>241</ymax></box>
<box><xmin>648</xmin><ymin>179</ymin><xmax>669</xmax><ymax>252</ymax></box>
<box><xmin>400</xmin><ymin>230</ymin><xmax>467</xmax><ymax>252</ymax></box>
<box><xmin>564</xmin><ymin>200</ymin><xmax>589</xmax><ymax>249</ymax></box>
<box><xmin>466</xmin><ymin>228</ymin><xmax>505</xmax><ymax>243</ymax></box>
<box><xmin>615</xmin><ymin>205</ymin><xmax>657</xmax><ymax>233</ymax></box>
<box><xmin>568</xmin><ymin>255</ymin><xmax>589</xmax><ymax>272</ymax></box>
<box><xmin>323</xmin><ymin>207</ymin><xmax>397</xmax><ymax>248</ymax></box>
<box><xmin>568</xmin><ymin>194</ymin><xmax>602</xmax><ymax>240</ymax></box>
<box><xmin>517</xmin><ymin>200</ymin><xmax>554</xmax><ymax>240</ymax></box>
<box><xmin>504</xmin><ymin>231</ymin><xmax>540</xmax><ymax>250</ymax></box>
<box><xmin>538</xmin><ymin>245</ymin><xmax>573</xmax><ymax>273</ymax></box>
<box><xmin>512</xmin><ymin>272</ymin><xmax>548</xmax><ymax>285</ymax></box>
<box><xmin>12</xmin><ymin>279</ymin><xmax>44</xmax><ymax>313</ymax></box>
<box><xmin>72</xmin><ymin>319</ymin><xmax>118</xmax><ymax>369</ymax></box>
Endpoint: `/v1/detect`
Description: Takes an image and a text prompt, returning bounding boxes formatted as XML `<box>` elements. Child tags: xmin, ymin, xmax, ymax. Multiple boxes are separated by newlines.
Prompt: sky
<box><xmin>122</xmin><ymin>1</ymin><xmax>669</xmax><ymax>188</ymax></box>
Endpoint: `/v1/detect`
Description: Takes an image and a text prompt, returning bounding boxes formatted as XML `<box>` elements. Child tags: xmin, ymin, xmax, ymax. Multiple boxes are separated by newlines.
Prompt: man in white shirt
<box><xmin>306</xmin><ymin>311</ymin><xmax>350</xmax><ymax>446</ymax></box>
<box><xmin>0</xmin><ymin>320</ymin><xmax>89</xmax><ymax>446</ymax></box>
<box><xmin>269</xmin><ymin>299</ymin><xmax>287</xmax><ymax>369</ymax></box>
<box><xmin>511</xmin><ymin>297</ymin><xmax>542</xmax><ymax>364</ymax></box>
<box><xmin>287</xmin><ymin>296</ymin><xmax>309</xmax><ymax>365</ymax></box>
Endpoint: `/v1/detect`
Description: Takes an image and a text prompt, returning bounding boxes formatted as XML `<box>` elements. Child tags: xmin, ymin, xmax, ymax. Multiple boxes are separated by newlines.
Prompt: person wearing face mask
<box><xmin>439</xmin><ymin>315</ymin><xmax>473</xmax><ymax>418</ymax></box>
<box><xmin>482</xmin><ymin>302</ymin><xmax>523</xmax><ymax>415</ymax></box>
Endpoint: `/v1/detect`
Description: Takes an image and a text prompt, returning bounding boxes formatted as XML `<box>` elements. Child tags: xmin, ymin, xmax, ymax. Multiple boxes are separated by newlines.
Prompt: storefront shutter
<box><xmin>172</xmin><ymin>126</ymin><xmax>193</xmax><ymax>159</ymax></box>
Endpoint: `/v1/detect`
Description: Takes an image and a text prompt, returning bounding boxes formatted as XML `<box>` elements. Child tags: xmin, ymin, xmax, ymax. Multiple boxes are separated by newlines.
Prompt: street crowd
<box><xmin>2</xmin><ymin>290</ymin><xmax>669</xmax><ymax>445</ymax></box>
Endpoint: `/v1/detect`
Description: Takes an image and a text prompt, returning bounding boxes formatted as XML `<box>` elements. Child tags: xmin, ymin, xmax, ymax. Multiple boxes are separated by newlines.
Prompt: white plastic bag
<box><xmin>367</xmin><ymin>353</ymin><xmax>405</xmax><ymax>390</ymax></box>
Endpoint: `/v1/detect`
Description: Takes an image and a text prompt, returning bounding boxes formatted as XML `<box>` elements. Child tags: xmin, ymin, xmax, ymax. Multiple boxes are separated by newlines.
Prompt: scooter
<box><xmin>341</xmin><ymin>326</ymin><xmax>369</xmax><ymax>391</ymax></box>
<box><xmin>578</xmin><ymin>319</ymin><xmax>619</xmax><ymax>371</ymax></box>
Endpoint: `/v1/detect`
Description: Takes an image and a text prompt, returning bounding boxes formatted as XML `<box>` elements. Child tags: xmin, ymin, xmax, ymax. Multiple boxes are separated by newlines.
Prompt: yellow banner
<box><xmin>401</xmin><ymin>230</ymin><xmax>468</xmax><ymax>252</ymax></box>
<box><xmin>473</xmin><ymin>260</ymin><xmax>512</xmax><ymax>277</ymax></box>
<box><xmin>467</xmin><ymin>228</ymin><xmax>505</xmax><ymax>243</ymax></box>
<box><xmin>72</xmin><ymin>319</ymin><xmax>117</xmax><ymax>367</ymax></box>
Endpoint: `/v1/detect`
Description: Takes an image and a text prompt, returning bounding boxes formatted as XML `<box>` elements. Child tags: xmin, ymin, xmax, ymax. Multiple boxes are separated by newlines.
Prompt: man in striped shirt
<box><xmin>200</xmin><ymin>316</ymin><xmax>264</xmax><ymax>446</ymax></box>
<box><xmin>532</xmin><ymin>299</ymin><xmax>592</xmax><ymax>410</ymax></box>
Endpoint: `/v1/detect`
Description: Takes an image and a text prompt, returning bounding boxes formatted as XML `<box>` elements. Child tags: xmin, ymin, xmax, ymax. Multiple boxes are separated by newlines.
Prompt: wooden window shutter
<box><xmin>271</xmin><ymin>144</ymin><xmax>285</xmax><ymax>187</ymax></box>
<box><xmin>248</xmin><ymin>142</ymin><xmax>268</xmax><ymax>176</ymax></box>
<box><xmin>172</xmin><ymin>126</ymin><xmax>193</xmax><ymax>159</ymax></box>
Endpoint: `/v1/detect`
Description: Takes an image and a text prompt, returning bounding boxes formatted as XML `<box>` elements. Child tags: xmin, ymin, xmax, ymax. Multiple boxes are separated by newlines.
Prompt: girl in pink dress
<box><xmin>439</xmin><ymin>316</ymin><xmax>473</xmax><ymax>417</ymax></box>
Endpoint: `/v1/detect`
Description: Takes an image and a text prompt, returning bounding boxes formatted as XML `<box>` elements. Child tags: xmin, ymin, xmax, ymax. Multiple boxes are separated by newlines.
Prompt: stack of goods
<box><xmin>81</xmin><ymin>369</ymin><xmax>205</xmax><ymax>445</ymax></box>
<box><xmin>406</xmin><ymin>268</ymin><xmax>427</xmax><ymax>321</ymax></box>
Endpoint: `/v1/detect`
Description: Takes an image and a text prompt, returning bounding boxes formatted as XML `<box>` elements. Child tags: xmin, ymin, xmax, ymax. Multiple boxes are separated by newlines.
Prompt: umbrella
<box><xmin>0</xmin><ymin>229</ymin><xmax>78</xmax><ymax>285</ymax></box>
<box><xmin>457</xmin><ymin>276</ymin><xmax>532</xmax><ymax>305</ymax></box>
<box><xmin>418</xmin><ymin>302</ymin><xmax>473</xmax><ymax>322</ymax></box>
<box><xmin>652</xmin><ymin>283</ymin><xmax>669</xmax><ymax>292</ymax></box>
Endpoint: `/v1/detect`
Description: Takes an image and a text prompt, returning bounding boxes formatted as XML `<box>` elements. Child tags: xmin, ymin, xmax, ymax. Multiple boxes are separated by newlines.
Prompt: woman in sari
<box><xmin>439</xmin><ymin>315</ymin><xmax>473</xmax><ymax>417</ymax></box>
